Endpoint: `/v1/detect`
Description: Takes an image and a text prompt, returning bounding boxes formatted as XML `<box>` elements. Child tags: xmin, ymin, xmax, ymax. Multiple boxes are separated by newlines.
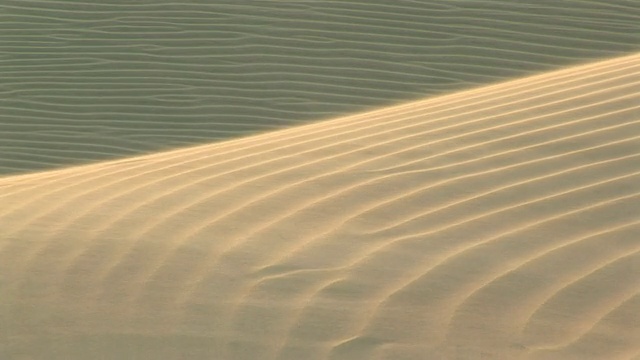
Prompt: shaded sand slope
<box><xmin>1</xmin><ymin>0</ymin><xmax>639</xmax><ymax>174</ymax></box>
<box><xmin>1</xmin><ymin>53</ymin><xmax>640</xmax><ymax>359</ymax></box>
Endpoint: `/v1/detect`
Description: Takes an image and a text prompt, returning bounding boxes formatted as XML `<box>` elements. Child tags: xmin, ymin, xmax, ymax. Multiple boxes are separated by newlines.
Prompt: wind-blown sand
<box><xmin>0</xmin><ymin>53</ymin><xmax>639</xmax><ymax>359</ymax></box>
<box><xmin>1</xmin><ymin>0</ymin><xmax>639</xmax><ymax>174</ymax></box>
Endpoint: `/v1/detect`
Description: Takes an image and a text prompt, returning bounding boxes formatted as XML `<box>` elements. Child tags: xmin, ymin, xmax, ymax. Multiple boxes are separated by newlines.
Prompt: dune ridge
<box><xmin>0</xmin><ymin>53</ymin><xmax>639</xmax><ymax>359</ymax></box>
<box><xmin>1</xmin><ymin>0</ymin><xmax>639</xmax><ymax>174</ymax></box>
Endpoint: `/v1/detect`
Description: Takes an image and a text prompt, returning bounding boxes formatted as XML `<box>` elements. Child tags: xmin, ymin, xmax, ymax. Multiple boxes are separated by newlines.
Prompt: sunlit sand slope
<box><xmin>0</xmin><ymin>53</ymin><xmax>639</xmax><ymax>359</ymax></box>
<box><xmin>1</xmin><ymin>0</ymin><xmax>639</xmax><ymax>174</ymax></box>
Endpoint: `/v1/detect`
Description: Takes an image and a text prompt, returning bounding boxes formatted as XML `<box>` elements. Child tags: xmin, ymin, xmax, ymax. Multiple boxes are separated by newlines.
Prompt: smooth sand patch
<box><xmin>0</xmin><ymin>53</ymin><xmax>639</xmax><ymax>359</ymax></box>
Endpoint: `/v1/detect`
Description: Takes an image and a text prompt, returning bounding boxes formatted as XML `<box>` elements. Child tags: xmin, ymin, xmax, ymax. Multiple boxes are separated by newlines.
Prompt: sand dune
<box><xmin>1</xmin><ymin>0</ymin><xmax>639</xmax><ymax>174</ymax></box>
<box><xmin>0</xmin><ymin>53</ymin><xmax>638</xmax><ymax>359</ymax></box>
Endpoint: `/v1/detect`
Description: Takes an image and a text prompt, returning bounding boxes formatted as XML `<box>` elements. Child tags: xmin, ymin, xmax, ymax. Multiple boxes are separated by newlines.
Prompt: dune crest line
<box><xmin>0</xmin><ymin>53</ymin><xmax>639</xmax><ymax>359</ymax></box>
<box><xmin>1</xmin><ymin>0</ymin><xmax>639</xmax><ymax>174</ymax></box>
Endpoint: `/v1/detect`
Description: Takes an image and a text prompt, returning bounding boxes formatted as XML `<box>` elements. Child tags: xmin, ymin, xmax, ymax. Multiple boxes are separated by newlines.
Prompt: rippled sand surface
<box><xmin>0</xmin><ymin>0</ymin><xmax>638</xmax><ymax>174</ymax></box>
<box><xmin>1</xmin><ymin>2</ymin><xmax>639</xmax><ymax>359</ymax></box>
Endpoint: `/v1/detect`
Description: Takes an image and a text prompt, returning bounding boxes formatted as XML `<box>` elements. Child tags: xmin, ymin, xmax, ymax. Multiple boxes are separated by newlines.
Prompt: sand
<box><xmin>0</xmin><ymin>52</ymin><xmax>639</xmax><ymax>359</ymax></box>
<box><xmin>1</xmin><ymin>0</ymin><xmax>639</xmax><ymax>174</ymax></box>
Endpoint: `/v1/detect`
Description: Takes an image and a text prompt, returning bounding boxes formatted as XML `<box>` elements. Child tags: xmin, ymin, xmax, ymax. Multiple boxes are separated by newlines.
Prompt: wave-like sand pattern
<box><xmin>1</xmin><ymin>0</ymin><xmax>639</xmax><ymax>174</ymax></box>
<box><xmin>0</xmin><ymin>53</ymin><xmax>638</xmax><ymax>359</ymax></box>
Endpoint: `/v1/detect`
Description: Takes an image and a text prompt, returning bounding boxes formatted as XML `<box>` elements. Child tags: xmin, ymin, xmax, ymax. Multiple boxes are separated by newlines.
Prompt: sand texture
<box><xmin>0</xmin><ymin>0</ymin><xmax>639</xmax><ymax>174</ymax></box>
<box><xmin>0</xmin><ymin>51</ymin><xmax>639</xmax><ymax>359</ymax></box>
